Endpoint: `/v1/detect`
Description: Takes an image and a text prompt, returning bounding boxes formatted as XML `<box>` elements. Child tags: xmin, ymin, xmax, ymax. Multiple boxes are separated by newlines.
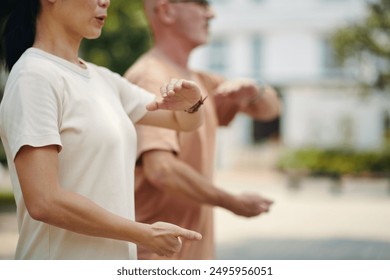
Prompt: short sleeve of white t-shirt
<box><xmin>92</xmin><ymin>65</ymin><xmax>156</xmax><ymax>124</ymax></box>
<box><xmin>1</xmin><ymin>50</ymin><xmax>155</xmax><ymax>161</ymax></box>
<box><xmin>1</xmin><ymin>69</ymin><xmax>63</xmax><ymax>159</ymax></box>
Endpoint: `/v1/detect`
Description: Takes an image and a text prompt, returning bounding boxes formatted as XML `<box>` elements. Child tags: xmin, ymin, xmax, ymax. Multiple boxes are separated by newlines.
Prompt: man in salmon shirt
<box><xmin>125</xmin><ymin>0</ymin><xmax>281</xmax><ymax>260</ymax></box>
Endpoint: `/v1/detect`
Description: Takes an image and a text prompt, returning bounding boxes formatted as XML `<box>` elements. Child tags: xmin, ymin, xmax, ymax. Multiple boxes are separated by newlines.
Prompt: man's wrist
<box><xmin>248</xmin><ymin>85</ymin><xmax>265</xmax><ymax>105</ymax></box>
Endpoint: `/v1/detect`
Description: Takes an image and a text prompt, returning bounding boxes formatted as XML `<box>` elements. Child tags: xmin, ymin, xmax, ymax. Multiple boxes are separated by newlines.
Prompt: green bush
<box><xmin>0</xmin><ymin>191</ymin><xmax>15</xmax><ymax>211</ymax></box>
<box><xmin>277</xmin><ymin>148</ymin><xmax>390</xmax><ymax>177</ymax></box>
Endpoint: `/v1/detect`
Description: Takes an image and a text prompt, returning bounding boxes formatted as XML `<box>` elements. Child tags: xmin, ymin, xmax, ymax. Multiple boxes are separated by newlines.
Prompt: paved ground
<box><xmin>1</xmin><ymin>145</ymin><xmax>390</xmax><ymax>260</ymax></box>
<box><xmin>213</xmin><ymin>145</ymin><xmax>390</xmax><ymax>260</ymax></box>
<box><xmin>214</xmin><ymin>168</ymin><xmax>390</xmax><ymax>260</ymax></box>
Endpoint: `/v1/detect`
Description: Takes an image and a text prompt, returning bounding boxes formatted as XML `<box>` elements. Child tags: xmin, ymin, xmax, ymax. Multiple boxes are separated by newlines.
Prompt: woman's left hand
<box><xmin>146</xmin><ymin>79</ymin><xmax>202</xmax><ymax>111</ymax></box>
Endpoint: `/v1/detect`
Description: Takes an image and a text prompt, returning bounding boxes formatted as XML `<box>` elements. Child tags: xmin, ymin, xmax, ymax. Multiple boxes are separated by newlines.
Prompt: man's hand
<box><xmin>215</xmin><ymin>78</ymin><xmax>280</xmax><ymax>121</ymax></box>
<box><xmin>215</xmin><ymin>78</ymin><xmax>260</xmax><ymax>107</ymax></box>
<box><xmin>147</xmin><ymin>79</ymin><xmax>202</xmax><ymax>111</ymax></box>
<box><xmin>144</xmin><ymin>222</ymin><xmax>202</xmax><ymax>257</ymax></box>
<box><xmin>229</xmin><ymin>193</ymin><xmax>274</xmax><ymax>218</ymax></box>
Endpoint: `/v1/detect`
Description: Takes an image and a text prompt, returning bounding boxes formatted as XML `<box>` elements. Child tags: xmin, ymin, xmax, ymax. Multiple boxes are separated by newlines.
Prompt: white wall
<box><xmin>189</xmin><ymin>0</ymin><xmax>379</xmax><ymax>168</ymax></box>
<box><xmin>264</xmin><ymin>34</ymin><xmax>321</xmax><ymax>83</ymax></box>
<box><xmin>191</xmin><ymin>0</ymin><xmax>367</xmax><ymax>85</ymax></box>
<box><xmin>282</xmin><ymin>87</ymin><xmax>387</xmax><ymax>150</ymax></box>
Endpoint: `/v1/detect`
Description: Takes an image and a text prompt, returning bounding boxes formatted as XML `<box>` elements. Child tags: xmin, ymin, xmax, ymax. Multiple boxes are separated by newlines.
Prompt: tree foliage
<box><xmin>1</xmin><ymin>0</ymin><xmax>152</xmax><ymax>91</ymax></box>
<box><xmin>81</xmin><ymin>0</ymin><xmax>152</xmax><ymax>75</ymax></box>
<box><xmin>331</xmin><ymin>0</ymin><xmax>390</xmax><ymax>91</ymax></box>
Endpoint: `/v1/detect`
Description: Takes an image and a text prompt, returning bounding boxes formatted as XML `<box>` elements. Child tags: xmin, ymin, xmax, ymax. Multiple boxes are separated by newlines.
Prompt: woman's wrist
<box><xmin>185</xmin><ymin>96</ymin><xmax>208</xmax><ymax>113</ymax></box>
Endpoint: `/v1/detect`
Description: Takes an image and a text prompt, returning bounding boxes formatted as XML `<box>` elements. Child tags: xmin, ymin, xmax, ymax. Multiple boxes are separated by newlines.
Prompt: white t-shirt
<box><xmin>0</xmin><ymin>48</ymin><xmax>155</xmax><ymax>259</ymax></box>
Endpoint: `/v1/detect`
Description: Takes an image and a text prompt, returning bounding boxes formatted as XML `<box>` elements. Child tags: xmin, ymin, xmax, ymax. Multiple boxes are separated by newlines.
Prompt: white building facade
<box><xmin>189</xmin><ymin>0</ymin><xmax>388</xmax><ymax>168</ymax></box>
<box><xmin>192</xmin><ymin>0</ymin><xmax>367</xmax><ymax>83</ymax></box>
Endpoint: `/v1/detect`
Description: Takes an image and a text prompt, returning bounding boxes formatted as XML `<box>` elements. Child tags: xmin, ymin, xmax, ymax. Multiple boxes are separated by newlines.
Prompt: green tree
<box><xmin>331</xmin><ymin>0</ymin><xmax>390</xmax><ymax>91</ymax></box>
<box><xmin>81</xmin><ymin>0</ymin><xmax>151</xmax><ymax>75</ymax></box>
<box><xmin>1</xmin><ymin>1</ymin><xmax>152</xmax><ymax>93</ymax></box>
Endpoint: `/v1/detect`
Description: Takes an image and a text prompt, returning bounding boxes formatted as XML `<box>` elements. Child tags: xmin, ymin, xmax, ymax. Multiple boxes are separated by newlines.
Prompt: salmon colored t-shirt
<box><xmin>125</xmin><ymin>50</ymin><xmax>239</xmax><ymax>260</ymax></box>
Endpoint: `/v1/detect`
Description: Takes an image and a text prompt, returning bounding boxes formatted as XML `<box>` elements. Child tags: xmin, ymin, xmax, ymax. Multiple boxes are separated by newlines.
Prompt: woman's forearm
<box><xmin>14</xmin><ymin>145</ymin><xmax>200</xmax><ymax>256</ymax></box>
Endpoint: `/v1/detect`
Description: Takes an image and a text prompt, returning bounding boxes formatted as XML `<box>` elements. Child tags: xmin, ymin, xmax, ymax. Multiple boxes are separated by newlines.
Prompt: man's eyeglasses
<box><xmin>169</xmin><ymin>0</ymin><xmax>210</xmax><ymax>8</ymax></box>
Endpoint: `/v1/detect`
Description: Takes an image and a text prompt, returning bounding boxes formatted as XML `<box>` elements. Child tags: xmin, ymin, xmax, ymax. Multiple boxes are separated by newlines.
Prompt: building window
<box><xmin>252</xmin><ymin>36</ymin><xmax>263</xmax><ymax>81</ymax></box>
<box><xmin>208</xmin><ymin>39</ymin><xmax>227</xmax><ymax>74</ymax></box>
<box><xmin>321</xmin><ymin>38</ymin><xmax>343</xmax><ymax>77</ymax></box>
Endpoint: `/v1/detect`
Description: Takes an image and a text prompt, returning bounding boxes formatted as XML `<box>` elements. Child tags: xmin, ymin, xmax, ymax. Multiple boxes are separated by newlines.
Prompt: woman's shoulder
<box><xmin>12</xmin><ymin>48</ymin><xmax>56</xmax><ymax>74</ymax></box>
<box><xmin>6</xmin><ymin>48</ymin><xmax>68</xmax><ymax>96</ymax></box>
<box><xmin>10</xmin><ymin>48</ymin><xmax>72</xmax><ymax>83</ymax></box>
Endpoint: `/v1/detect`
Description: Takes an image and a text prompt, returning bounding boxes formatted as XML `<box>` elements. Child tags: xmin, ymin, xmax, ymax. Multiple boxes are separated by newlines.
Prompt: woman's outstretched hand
<box><xmin>144</xmin><ymin>222</ymin><xmax>202</xmax><ymax>257</ymax></box>
<box><xmin>146</xmin><ymin>79</ymin><xmax>202</xmax><ymax>111</ymax></box>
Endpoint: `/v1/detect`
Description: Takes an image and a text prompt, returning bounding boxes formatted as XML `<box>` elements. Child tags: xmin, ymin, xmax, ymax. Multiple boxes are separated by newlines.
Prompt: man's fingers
<box><xmin>265</xmin><ymin>199</ymin><xmax>274</xmax><ymax>206</ymax></box>
<box><xmin>259</xmin><ymin>204</ymin><xmax>270</xmax><ymax>213</ymax></box>
<box><xmin>258</xmin><ymin>199</ymin><xmax>274</xmax><ymax>212</ymax></box>
<box><xmin>260</xmin><ymin>197</ymin><xmax>274</xmax><ymax>206</ymax></box>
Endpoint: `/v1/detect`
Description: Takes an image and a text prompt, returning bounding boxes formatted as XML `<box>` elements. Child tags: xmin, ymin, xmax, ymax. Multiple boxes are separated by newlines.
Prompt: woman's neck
<box><xmin>33</xmin><ymin>41</ymin><xmax>86</xmax><ymax>70</ymax></box>
<box><xmin>33</xmin><ymin>19</ymin><xmax>84</xmax><ymax>68</ymax></box>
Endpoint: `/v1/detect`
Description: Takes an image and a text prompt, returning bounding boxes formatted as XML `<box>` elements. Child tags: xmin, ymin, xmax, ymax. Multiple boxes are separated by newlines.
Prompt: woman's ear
<box><xmin>155</xmin><ymin>0</ymin><xmax>177</xmax><ymax>24</ymax></box>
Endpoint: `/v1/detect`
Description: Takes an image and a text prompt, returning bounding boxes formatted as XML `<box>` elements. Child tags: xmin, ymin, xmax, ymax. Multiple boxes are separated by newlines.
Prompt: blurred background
<box><xmin>1</xmin><ymin>0</ymin><xmax>390</xmax><ymax>259</ymax></box>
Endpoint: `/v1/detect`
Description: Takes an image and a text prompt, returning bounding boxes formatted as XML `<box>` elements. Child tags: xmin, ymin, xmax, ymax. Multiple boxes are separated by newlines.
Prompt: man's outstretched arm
<box><xmin>141</xmin><ymin>149</ymin><xmax>273</xmax><ymax>217</ymax></box>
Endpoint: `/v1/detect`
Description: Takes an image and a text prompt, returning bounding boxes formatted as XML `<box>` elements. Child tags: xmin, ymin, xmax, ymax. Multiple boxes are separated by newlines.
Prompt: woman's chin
<box><xmin>85</xmin><ymin>31</ymin><xmax>102</xmax><ymax>40</ymax></box>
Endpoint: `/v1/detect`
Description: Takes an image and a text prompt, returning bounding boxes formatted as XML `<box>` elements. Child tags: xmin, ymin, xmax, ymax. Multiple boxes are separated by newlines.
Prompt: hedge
<box><xmin>277</xmin><ymin>148</ymin><xmax>390</xmax><ymax>177</ymax></box>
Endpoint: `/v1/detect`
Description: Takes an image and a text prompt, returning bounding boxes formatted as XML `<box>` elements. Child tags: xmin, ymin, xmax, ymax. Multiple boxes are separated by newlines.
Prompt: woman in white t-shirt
<box><xmin>0</xmin><ymin>0</ymin><xmax>204</xmax><ymax>259</ymax></box>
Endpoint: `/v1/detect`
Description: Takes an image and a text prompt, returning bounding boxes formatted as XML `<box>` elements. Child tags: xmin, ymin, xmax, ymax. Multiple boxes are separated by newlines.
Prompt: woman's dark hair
<box><xmin>0</xmin><ymin>0</ymin><xmax>40</xmax><ymax>72</ymax></box>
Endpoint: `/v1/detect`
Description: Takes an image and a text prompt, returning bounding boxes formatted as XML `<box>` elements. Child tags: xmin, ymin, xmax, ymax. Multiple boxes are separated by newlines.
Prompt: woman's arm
<box><xmin>15</xmin><ymin>145</ymin><xmax>201</xmax><ymax>257</ymax></box>
<box><xmin>137</xmin><ymin>79</ymin><xmax>204</xmax><ymax>131</ymax></box>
